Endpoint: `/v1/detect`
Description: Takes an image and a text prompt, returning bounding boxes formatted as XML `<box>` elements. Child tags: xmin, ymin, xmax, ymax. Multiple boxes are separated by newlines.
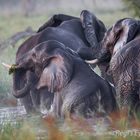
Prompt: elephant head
<box><xmin>10</xmin><ymin>40</ymin><xmax>74</xmax><ymax>98</ymax></box>
<box><xmin>86</xmin><ymin>18</ymin><xmax>140</xmax><ymax>64</ymax></box>
<box><xmin>35</xmin><ymin>41</ymin><xmax>74</xmax><ymax>93</ymax></box>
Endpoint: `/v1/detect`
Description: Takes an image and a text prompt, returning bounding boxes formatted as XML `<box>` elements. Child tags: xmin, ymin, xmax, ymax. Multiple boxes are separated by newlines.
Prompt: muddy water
<box><xmin>0</xmin><ymin>106</ymin><xmax>48</xmax><ymax>139</ymax></box>
<box><xmin>0</xmin><ymin>106</ymin><xmax>26</xmax><ymax>126</ymax></box>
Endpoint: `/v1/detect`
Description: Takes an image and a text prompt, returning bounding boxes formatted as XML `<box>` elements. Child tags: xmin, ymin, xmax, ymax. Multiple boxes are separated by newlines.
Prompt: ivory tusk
<box><xmin>85</xmin><ymin>59</ymin><xmax>99</xmax><ymax>64</ymax></box>
<box><xmin>2</xmin><ymin>62</ymin><xmax>12</xmax><ymax>69</ymax></box>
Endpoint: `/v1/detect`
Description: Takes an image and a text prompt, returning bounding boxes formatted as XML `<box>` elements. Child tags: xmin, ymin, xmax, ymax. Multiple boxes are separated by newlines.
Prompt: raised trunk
<box><xmin>12</xmin><ymin>70</ymin><xmax>31</xmax><ymax>98</ymax></box>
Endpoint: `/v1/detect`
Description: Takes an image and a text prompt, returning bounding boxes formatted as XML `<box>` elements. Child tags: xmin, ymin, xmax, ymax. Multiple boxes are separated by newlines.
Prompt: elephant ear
<box><xmin>113</xmin><ymin>19</ymin><xmax>138</xmax><ymax>54</ymax></box>
<box><xmin>37</xmin><ymin>55</ymin><xmax>73</xmax><ymax>93</ymax></box>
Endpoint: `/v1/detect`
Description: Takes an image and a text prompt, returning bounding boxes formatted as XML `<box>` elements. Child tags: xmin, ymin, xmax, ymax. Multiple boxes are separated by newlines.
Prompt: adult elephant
<box><xmin>85</xmin><ymin>18</ymin><xmax>140</xmax><ymax>117</ymax></box>
<box><xmin>10</xmin><ymin>40</ymin><xmax>118</xmax><ymax>118</ymax></box>
<box><xmin>9</xmin><ymin>11</ymin><xmax>106</xmax><ymax>113</ymax></box>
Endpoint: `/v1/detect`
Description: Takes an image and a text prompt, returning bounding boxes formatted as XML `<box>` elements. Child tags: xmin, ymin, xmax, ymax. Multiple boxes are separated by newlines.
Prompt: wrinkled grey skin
<box><xmin>91</xmin><ymin>18</ymin><xmax>140</xmax><ymax>117</ymax></box>
<box><xmin>80</xmin><ymin>10</ymin><xmax>106</xmax><ymax>48</ymax></box>
<box><xmin>13</xmin><ymin>11</ymin><xmax>106</xmax><ymax>113</ymax></box>
<box><xmin>37</xmin><ymin>14</ymin><xmax>78</xmax><ymax>33</ymax></box>
<box><xmin>13</xmin><ymin>14</ymin><xmax>79</xmax><ymax>113</ymax></box>
<box><xmin>15</xmin><ymin>40</ymin><xmax>118</xmax><ymax>118</ymax></box>
<box><xmin>77</xmin><ymin>10</ymin><xmax>111</xmax><ymax>81</ymax></box>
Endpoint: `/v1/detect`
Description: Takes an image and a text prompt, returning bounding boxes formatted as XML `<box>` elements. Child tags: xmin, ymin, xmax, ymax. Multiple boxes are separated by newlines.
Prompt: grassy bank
<box><xmin>0</xmin><ymin>114</ymin><xmax>140</xmax><ymax>140</ymax></box>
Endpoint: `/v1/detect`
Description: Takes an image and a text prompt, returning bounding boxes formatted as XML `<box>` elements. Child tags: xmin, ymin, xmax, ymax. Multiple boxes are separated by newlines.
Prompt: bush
<box><xmin>123</xmin><ymin>0</ymin><xmax>140</xmax><ymax>17</ymax></box>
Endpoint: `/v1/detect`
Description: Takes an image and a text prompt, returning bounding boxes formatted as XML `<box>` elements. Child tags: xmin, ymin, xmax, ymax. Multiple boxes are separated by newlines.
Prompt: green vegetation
<box><xmin>122</xmin><ymin>0</ymin><xmax>140</xmax><ymax>18</ymax></box>
<box><xmin>0</xmin><ymin>122</ymin><xmax>36</xmax><ymax>140</ymax></box>
<box><xmin>0</xmin><ymin>113</ymin><xmax>140</xmax><ymax>140</ymax></box>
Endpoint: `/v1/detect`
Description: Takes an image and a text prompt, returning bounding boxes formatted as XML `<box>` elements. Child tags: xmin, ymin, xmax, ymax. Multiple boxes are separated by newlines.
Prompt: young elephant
<box><xmin>13</xmin><ymin>40</ymin><xmax>117</xmax><ymax>118</ymax></box>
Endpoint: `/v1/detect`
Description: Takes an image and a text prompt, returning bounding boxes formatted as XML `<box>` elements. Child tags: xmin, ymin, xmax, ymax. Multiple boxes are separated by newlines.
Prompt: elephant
<box><xmin>12</xmin><ymin>14</ymin><xmax>79</xmax><ymax>113</ymax></box>
<box><xmin>85</xmin><ymin>18</ymin><xmax>140</xmax><ymax>117</ymax></box>
<box><xmin>11</xmin><ymin>40</ymin><xmax>118</xmax><ymax>118</ymax></box>
<box><xmin>11</xmin><ymin>11</ymin><xmax>106</xmax><ymax>113</ymax></box>
<box><xmin>77</xmin><ymin>10</ymin><xmax>111</xmax><ymax>82</ymax></box>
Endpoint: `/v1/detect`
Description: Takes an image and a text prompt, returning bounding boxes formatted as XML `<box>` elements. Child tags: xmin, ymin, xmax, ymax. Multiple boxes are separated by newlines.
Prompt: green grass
<box><xmin>97</xmin><ymin>10</ymin><xmax>130</xmax><ymax>28</ymax></box>
<box><xmin>0</xmin><ymin>114</ymin><xmax>140</xmax><ymax>140</ymax></box>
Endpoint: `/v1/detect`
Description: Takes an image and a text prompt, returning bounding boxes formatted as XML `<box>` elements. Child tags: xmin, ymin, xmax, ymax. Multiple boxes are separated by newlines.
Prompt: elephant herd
<box><xmin>4</xmin><ymin>10</ymin><xmax>140</xmax><ymax>119</ymax></box>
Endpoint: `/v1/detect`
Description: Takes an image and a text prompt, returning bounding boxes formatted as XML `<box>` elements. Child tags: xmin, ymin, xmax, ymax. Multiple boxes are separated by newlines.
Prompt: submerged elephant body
<box><xmin>14</xmin><ymin>40</ymin><xmax>117</xmax><ymax>118</ymax></box>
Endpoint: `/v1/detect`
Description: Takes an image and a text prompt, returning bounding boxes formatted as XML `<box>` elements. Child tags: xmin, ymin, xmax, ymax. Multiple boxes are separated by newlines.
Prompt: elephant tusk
<box><xmin>85</xmin><ymin>59</ymin><xmax>99</xmax><ymax>64</ymax></box>
<box><xmin>2</xmin><ymin>62</ymin><xmax>18</xmax><ymax>75</ymax></box>
<box><xmin>2</xmin><ymin>62</ymin><xmax>12</xmax><ymax>69</ymax></box>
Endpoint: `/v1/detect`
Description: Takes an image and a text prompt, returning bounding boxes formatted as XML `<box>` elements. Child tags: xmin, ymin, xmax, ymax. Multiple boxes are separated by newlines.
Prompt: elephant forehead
<box><xmin>122</xmin><ymin>18</ymin><xmax>136</xmax><ymax>26</ymax></box>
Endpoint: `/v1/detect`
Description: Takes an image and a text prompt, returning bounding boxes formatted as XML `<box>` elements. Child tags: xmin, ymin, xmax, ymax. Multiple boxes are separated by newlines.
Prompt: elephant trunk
<box><xmin>2</xmin><ymin>51</ymin><xmax>33</xmax><ymax>98</ymax></box>
<box><xmin>85</xmin><ymin>48</ymin><xmax>111</xmax><ymax>64</ymax></box>
<box><xmin>12</xmin><ymin>69</ymin><xmax>31</xmax><ymax>98</ymax></box>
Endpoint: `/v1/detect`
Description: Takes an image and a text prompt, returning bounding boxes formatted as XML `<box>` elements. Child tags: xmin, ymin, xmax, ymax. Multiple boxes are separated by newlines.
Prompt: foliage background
<box><xmin>123</xmin><ymin>0</ymin><xmax>140</xmax><ymax>18</ymax></box>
